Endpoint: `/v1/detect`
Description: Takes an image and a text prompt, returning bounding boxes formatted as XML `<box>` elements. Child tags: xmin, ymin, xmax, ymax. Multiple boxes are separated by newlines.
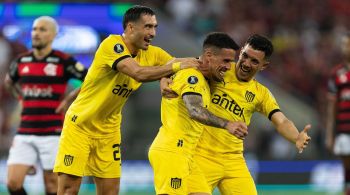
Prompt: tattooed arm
<box><xmin>183</xmin><ymin>93</ymin><xmax>248</xmax><ymax>139</ymax></box>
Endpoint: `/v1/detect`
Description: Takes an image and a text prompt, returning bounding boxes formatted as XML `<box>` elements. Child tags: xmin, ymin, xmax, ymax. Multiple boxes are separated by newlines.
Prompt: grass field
<box><xmin>0</xmin><ymin>184</ymin><xmax>343</xmax><ymax>195</ymax></box>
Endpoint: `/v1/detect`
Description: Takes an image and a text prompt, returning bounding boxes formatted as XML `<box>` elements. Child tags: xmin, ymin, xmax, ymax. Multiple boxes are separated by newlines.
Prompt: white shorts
<box><xmin>7</xmin><ymin>135</ymin><xmax>60</xmax><ymax>170</ymax></box>
<box><xmin>334</xmin><ymin>133</ymin><xmax>350</xmax><ymax>155</ymax></box>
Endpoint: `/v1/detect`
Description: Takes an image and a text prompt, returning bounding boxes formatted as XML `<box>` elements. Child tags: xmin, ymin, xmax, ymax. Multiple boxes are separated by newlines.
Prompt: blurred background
<box><xmin>0</xmin><ymin>0</ymin><xmax>348</xmax><ymax>194</ymax></box>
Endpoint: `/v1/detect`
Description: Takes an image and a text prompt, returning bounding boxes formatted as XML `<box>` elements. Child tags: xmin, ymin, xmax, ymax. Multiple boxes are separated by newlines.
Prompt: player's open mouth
<box><xmin>144</xmin><ymin>38</ymin><xmax>152</xmax><ymax>43</ymax></box>
<box><xmin>240</xmin><ymin>64</ymin><xmax>250</xmax><ymax>73</ymax></box>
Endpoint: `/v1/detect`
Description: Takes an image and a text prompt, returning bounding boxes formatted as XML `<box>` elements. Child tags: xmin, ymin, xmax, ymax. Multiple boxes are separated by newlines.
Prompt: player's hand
<box><xmin>160</xmin><ymin>77</ymin><xmax>178</xmax><ymax>98</ymax></box>
<box><xmin>225</xmin><ymin>121</ymin><xmax>248</xmax><ymax>140</ymax></box>
<box><xmin>179</xmin><ymin>57</ymin><xmax>201</xmax><ymax>70</ymax></box>
<box><xmin>296</xmin><ymin>124</ymin><xmax>311</xmax><ymax>153</ymax></box>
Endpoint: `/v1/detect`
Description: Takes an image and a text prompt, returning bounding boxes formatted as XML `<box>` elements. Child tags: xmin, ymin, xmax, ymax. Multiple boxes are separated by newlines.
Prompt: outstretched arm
<box><xmin>183</xmin><ymin>93</ymin><xmax>248</xmax><ymax>139</ymax></box>
<box><xmin>271</xmin><ymin>111</ymin><xmax>311</xmax><ymax>153</ymax></box>
<box><xmin>117</xmin><ymin>57</ymin><xmax>200</xmax><ymax>82</ymax></box>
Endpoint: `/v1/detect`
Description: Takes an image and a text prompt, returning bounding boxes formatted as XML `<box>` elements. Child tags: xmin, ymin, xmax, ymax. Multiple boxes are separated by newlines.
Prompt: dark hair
<box><xmin>245</xmin><ymin>34</ymin><xmax>273</xmax><ymax>59</ymax></box>
<box><xmin>122</xmin><ymin>5</ymin><xmax>155</xmax><ymax>30</ymax></box>
<box><xmin>203</xmin><ymin>32</ymin><xmax>240</xmax><ymax>52</ymax></box>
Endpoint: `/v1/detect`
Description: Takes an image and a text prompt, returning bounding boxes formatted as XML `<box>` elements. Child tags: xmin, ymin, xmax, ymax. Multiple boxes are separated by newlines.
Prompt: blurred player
<box><xmin>149</xmin><ymin>32</ymin><xmax>247</xmax><ymax>194</ymax></box>
<box><xmin>161</xmin><ymin>34</ymin><xmax>311</xmax><ymax>194</ymax></box>
<box><xmin>326</xmin><ymin>32</ymin><xmax>350</xmax><ymax>195</ymax></box>
<box><xmin>53</xmin><ymin>5</ymin><xmax>198</xmax><ymax>195</ymax></box>
<box><xmin>4</xmin><ymin>16</ymin><xmax>87</xmax><ymax>195</ymax></box>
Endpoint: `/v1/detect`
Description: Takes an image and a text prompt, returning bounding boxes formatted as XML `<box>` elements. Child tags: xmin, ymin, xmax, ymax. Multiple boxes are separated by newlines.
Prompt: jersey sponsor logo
<box><xmin>212</xmin><ymin>93</ymin><xmax>245</xmax><ymax>120</ymax></box>
<box><xmin>43</xmin><ymin>63</ymin><xmax>58</xmax><ymax>76</ymax></box>
<box><xmin>114</xmin><ymin>44</ymin><xmax>124</xmax><ymax>53</ymax></box>
<box><xmin>112</xmin><ymin>84</ymin><xmax>133</xmax><ymax>98</ymax></box>
<box><xmin>20</xmin><ymin>56</ymin><xmax>32</xmax><ymax>62</ymax></box>
<box><xmin>64</xmin><ymin>155</ymin><xmax>74</xmax><ymax>166</ymax></box>
<box><xmin>187</xmin><ymin>76</ymin><xmax>198</xmax><ymax>84</ymax></box>
<box><xmin>245</xmin><ymin>91</ymin><xmax>255</xmax><ymax>102</ymax></box>
<box><xmin>22</xmin><ymin>85</ymin><xmax>53</xmax><ymax>98</ymax></box>
<box><xmin>47</xmin><ymin>57</ymin><xmax>59</xmax><ymax>63</ymax></box>
<box><xmin>170</xmin><ymin>178</ymin><xmax>182</xmax><ymax>189</ymax></box>
<box><xmin>340</xmin><ymin>89</ymin><xmax>350</xmax><ymax>101</ymax></box>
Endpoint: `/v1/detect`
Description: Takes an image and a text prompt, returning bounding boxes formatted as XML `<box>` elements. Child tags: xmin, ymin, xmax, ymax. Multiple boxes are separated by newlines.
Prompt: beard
<box><xmin>32</xmin><ymin>41</ymin><xmax>47</xmax><ymax>50</ymax></box>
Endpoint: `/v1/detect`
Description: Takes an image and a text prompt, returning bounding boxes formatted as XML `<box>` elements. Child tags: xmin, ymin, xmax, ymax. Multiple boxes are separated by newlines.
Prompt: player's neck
<box><xmin>121</xmin><ymin>33</ymin><xmax>138</xmax><ymax>56</ymax></box>
<box><xmin>33</xmin><ymin>46</ymin><xmax>52</xmax><ymax>60</ymax></box>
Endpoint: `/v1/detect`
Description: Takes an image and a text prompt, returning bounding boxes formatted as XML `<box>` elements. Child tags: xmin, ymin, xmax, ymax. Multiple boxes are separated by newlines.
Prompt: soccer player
<box><xmin>161</xmin><ymin>34</ymin><xmax>311</xmax><ymax>194</ymax></box>
<box><xmin>326</xmin><ymin>32</ymin><xmax>350</xmax><ymax>195</ymax></box>
<box><xmin>53</xmin><ymin>5</ymin><xmax>198</xmax><ymax>195</ymax></box>
<box><xmin>4</xmin><ymin>16</ymin><xmax>87</xmax><ymax>195</ymax></box>
<box><xmin>149</xmin><ymin>32</ymin><xmax>249</xmax><ymax>195</ymax></box>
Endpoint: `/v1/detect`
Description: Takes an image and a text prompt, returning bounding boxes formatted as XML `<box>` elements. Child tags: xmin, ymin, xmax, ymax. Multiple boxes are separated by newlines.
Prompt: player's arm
<box><xmin>55</xmin><ymin>88</ymin><xmax>81</xmax><ymax>114</ymax></box>
<box><xmin>325</xmin><ymin>92</ymin><xmax>337</xmax><ymax>152</ymax></box>
<box><xmin>4</xmin><ymin>74</ymin><xmax>22</xmax><ymax>99</ymax></box>
<box><xmin>183</xmin><ymin>93</ymin><xmax>248</xmax><ymax>139</ymax></box>
<box><xmin>271</xmin><ymin>111</ymin><xmax>311</xmax><ymax>153</ymax></box>
<box><xmin>116</xmin><ymin>57</ymin><xmax>199</xmax><ymax>82</ymax></box>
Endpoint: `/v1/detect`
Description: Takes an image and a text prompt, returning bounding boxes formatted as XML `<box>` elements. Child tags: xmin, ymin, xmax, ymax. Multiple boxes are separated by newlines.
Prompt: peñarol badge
<box><xmin>187</xmin><ymin>76</ymin><xmax>198</xmax><ymax>84</ymax></box>
<box><xmin>114</xmin><ymin>44</ymin><xmax>124</xmax><ymax>53</ymax></box>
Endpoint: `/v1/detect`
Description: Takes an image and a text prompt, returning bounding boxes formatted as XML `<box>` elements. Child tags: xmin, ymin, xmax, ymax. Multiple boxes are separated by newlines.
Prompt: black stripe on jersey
<box><xmin>112</xmin><ymin>55</ymin><xmax>131</xmax><ymax>71</ymax></box>
<box><xmin>182</xmin><ymin>92</ymin><xmax>202</xmax><ymax>98</ymax></box>
<box><xmin>20</xmin><ymin>120</ymin><xmax>62</xmax><ymax>128</ymax></box>
<box><xmin>268</xmin><ymin>109</ymin><xmax>281</xmax><ymax>120</ymax></box>
<box><xmin>338</xmin><ymin>83</ymin><xmax>350</xmax><ymax>88</ymax></box>
<box><xmin>335</xmin><ymin>120</ymin><xmax>350</xmax><ymax>124</ymax></box>
<box><xmin>23</xmin><ymin>94</ymin><xmax>62</xmax><ymax>101</ymax></box>
<box><xmin>20</xmin><ymin>76</ymin><xmax>66</xmax><ymax>84</ymax></box>
<box><xmin>338</xmin><ymin>108</ymin><xmax>350</xmax><ymax>112</ymax></box>
<box><xmin>17</xmin><ymin>132</ymin><xmax>61</xmax><ymax>136</ymax></box>
<box><xmin>22</xmin><ymin>108</ymin><xmax>57</xmax><ymax>115</ymax></box>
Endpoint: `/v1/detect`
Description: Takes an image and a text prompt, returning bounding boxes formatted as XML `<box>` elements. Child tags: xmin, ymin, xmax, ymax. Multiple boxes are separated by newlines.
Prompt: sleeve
<box><xmin>256</xmin><ymin>87</ymin><xmax>281</xmax><ymax>120</ymax></box>
<box><xmin>170</xmin><ymin>69</ymin><xmax>207</xmax><ymax>97</ymax></box>
<box><xmin>64</xmin><ymin>56</ymin><xmax>87</xmax><ymax>81</ymax></box>
<box><xmin>8</xmin><ymin>59</ymin><xmax>19</xmax><ymax>83</ymax></box>
<box><xmin>98</xmin><ymin>37</ymin><xmax>132</xmax><ymax>70</ymax></box>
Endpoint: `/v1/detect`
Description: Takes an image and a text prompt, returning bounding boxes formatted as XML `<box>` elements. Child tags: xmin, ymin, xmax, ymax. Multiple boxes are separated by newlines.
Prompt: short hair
<box><xmin>34</xmin><ymin>16</ymin><xmax>59</xmax><ymax>33</ymax></box>
<box><xmin>122</xmin><ymin>5</ymin><xmax>155</xmax><ymax>30</ymax></box>
<box><xmin>203</xmin><ymin>32</ymin><xmax>240</xmax><ymax>52</ymax></box>
<box><xmin>245</xmin><ymin>34</ymin><xmax>273</xmax><ymax>59</ymax></box>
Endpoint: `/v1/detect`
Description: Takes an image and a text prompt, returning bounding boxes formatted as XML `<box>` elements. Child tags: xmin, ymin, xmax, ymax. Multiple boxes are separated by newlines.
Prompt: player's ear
<box><xmin>260</xmin><ymin>61</ymin><xmax>269</xmax><ymax>71</ymax></box>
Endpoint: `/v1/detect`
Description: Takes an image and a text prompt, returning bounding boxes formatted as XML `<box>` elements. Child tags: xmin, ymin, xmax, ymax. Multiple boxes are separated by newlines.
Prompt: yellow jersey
<box><xmin>196</xmin><ymin>63</ymin><xmax>280</xmax><ymax>155</ymax></box>
<box><xmin>66</xmin><ymin>35</ymin><xmax>172</xmax><ymax>137</ymax></box>
<box><xmin>150</xmin><ymin>68</ymin><xmax>210</xmax><ymax>157</ymax></box>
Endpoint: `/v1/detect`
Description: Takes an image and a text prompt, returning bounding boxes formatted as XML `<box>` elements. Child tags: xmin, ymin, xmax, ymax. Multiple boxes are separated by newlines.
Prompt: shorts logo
<box><xmin>114</xmin><ymin>44</ymin><xmax>124</xmax><ymax>53</ymax></box>
<box><xmin>170</xmin><ymin>177</ymin><xmax>182</xmax><ymax>189</ymax></box>
<box><xmin>64</xmin><ymin>155</ymin><xmax>74</xmax><ymax>166</ymax></box>
<box><xmin>187</xmin><ymin>76</ymin><xmax>198</xmax><ymax>84</ymax></box>
<box><xmin>245</xmin><ymin>91</ymin><xmax>255</xmax><ymax>102</ymax></box>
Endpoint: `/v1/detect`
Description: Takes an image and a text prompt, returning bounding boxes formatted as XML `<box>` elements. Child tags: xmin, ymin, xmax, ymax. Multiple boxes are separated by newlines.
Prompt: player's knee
<box><xmin>7</xmin><ymin>179</ymin><xmax>23</xmax><ymax>191</ymax></box>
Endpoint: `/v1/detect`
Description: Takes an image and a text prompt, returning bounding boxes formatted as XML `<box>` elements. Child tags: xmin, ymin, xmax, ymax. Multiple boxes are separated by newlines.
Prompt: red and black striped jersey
<box><xmin>328</xmin><ymin>63</ymin><xmax>350</xmax><ymax>134</ymax></box>
<box><xmin>9</xmin><ymin>49</ymin><xmax>87</xmax><ymax>135</ymax></box>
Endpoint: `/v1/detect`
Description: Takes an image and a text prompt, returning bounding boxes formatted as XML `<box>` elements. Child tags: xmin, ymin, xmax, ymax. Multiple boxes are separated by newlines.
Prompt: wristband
<box><xmin>172</xmin><ymin>62</ymin><xmax>181</xmax><ymax>73</ymax></box>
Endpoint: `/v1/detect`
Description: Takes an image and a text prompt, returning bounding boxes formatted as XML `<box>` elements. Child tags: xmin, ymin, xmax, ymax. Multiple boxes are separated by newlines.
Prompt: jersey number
<box><xmin>112</xmin><ymin>144</ymin><xmax>121</xmax><ymax>161</ymax></box>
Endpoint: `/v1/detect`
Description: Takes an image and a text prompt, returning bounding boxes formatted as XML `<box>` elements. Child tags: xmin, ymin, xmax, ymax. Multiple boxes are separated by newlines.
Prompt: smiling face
<box><xmin>205</xmin><ymin>47</ymin><xmax>236</xmax><ymax>82</ymax></box>
<box><xmin>235</xmin><ymin>44</ymin><xmax>269</xmax><ymax>82</ymax></box>
<box><xmin>128</xmin><ymin>13</ymin><xmax>157</xmax><ymax>50</ymax></box>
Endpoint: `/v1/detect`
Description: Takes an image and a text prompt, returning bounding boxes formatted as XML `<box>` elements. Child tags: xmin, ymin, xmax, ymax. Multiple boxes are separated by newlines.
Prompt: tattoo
<box><xmin>183</xmin><ymin>94</ymin><xmax>228</xmax><ymax>129</ymax></box>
